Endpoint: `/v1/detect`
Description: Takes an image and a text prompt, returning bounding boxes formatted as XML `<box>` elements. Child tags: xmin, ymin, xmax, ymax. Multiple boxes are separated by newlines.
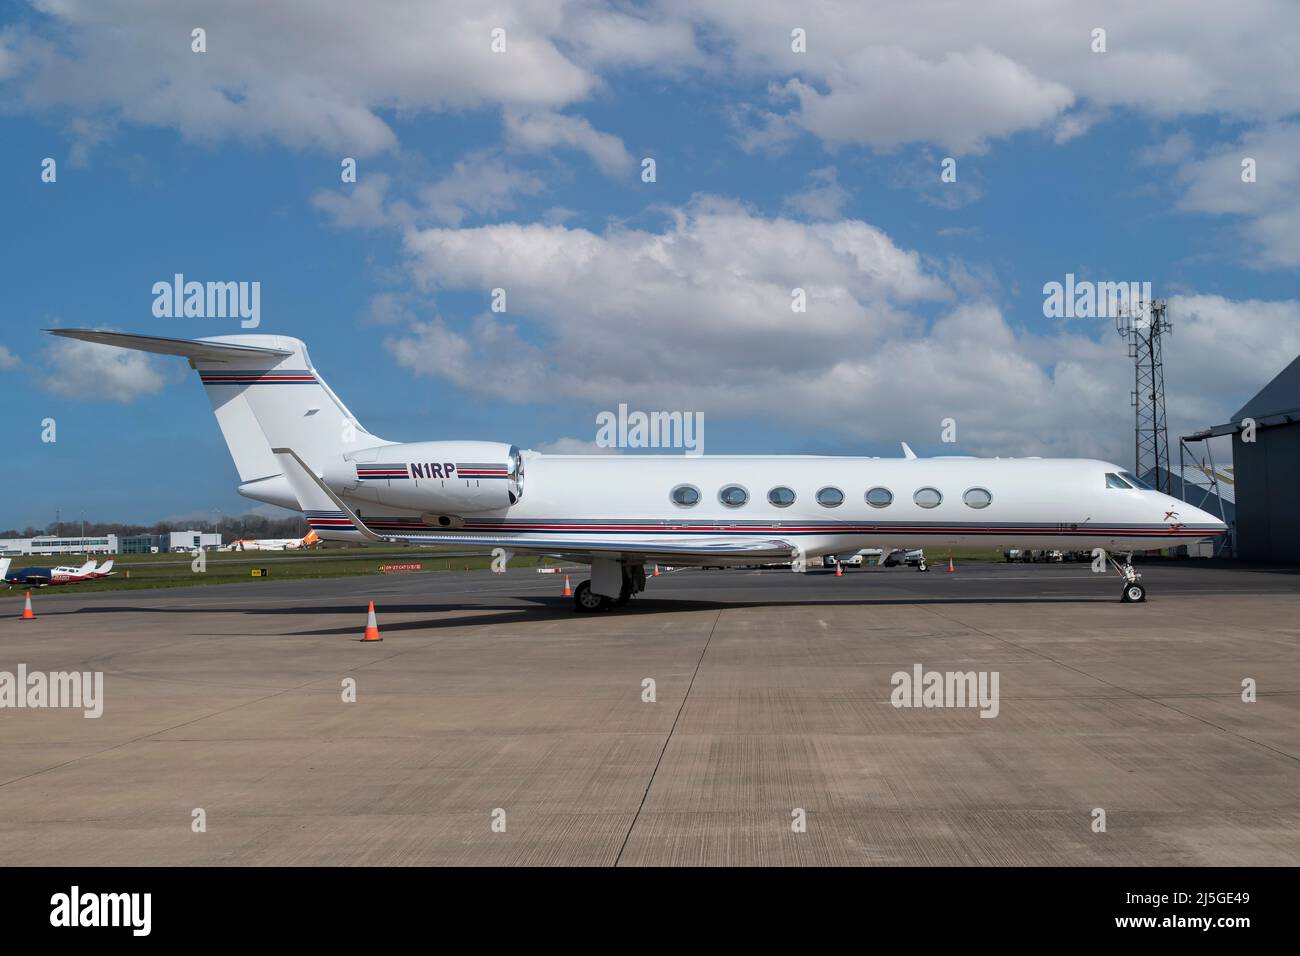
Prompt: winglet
<box><xmin>901</xmin><ymin>442</ymin><xmax>917</xmax><ymax>460</ymax></box>
<box><xmin>271</xmin><ymin>447</ymin><xmax>386</xmax><ymax>543</ymax></box>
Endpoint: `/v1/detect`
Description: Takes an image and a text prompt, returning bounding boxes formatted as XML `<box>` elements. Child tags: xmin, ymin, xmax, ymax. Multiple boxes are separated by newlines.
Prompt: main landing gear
<box><xmin>573</xmin><ymin>563</ymin><xmax>646</xmax><ymax>613</ymax></box>
<box><xmin>1109</xmin><ymin>553</ymin><xmax>1146</xmax><ymax>603</ymax></box>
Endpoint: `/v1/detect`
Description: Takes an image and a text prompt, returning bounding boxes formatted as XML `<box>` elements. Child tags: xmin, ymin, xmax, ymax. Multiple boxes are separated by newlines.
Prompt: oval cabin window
<box><xmin>865</xmin><ymin>487</ymin><xmax>893</xmax><ymax>508</ymax></box>
<box><xmin>670</xmin><ymin>484</ymin><xmax>701</xmax><ymax>507</ymax></box>
<box><xmin>816</xmin><ymin>486</ymin><xmax>845</xmax><ymax>508</ymax></box>
<box><xmin>913</xmin><ymin>487</ymin><xmax>942</xmax><ymax>509</ymax></box>
<box><xmin>768</xmin><ymin>486</ymin><xmax>796</xmax><ymax>508</ymax></box>
<box><xmin>719</xmin><ymin>485</ymin><xmax>750</xmax><ymax>508</ymax></box>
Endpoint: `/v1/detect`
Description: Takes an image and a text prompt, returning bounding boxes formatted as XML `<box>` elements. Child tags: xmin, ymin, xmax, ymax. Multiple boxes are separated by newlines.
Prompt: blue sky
<box><xmin>2</xmin><ymin>1</ymin><xmax>1298</xmax><ymax>527</ymax></box>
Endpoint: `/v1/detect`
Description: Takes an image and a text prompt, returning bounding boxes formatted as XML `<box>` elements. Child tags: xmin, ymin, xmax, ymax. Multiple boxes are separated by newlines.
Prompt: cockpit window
<box><xmin>1105</xmin><ymin>473</ymin><xmax>1132</xmax><ymax>489</ymax></box>
<box><xmin>1119</xmin><ymin>471</ymin><xmax>1153</xmax><ymax>490</ymax></box>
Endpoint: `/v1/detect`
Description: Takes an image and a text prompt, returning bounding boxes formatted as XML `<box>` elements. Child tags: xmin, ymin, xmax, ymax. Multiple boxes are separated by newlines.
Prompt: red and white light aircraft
<box><xmin>1</xmin><ymin>558</ymin><xmax>99</xmax><ymax>588</ymax></box>
<box><xmin>49</xmin><ymin>329</ymin><xmax>1227</xmax><ymax>609</ymax></box>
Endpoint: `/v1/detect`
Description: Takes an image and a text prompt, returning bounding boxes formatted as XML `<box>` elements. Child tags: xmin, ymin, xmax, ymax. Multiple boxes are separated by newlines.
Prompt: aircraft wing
<box><xmin>272</xmin><ymin>447</ymin><xmax>797</xmax><ymax>565</ymax></box>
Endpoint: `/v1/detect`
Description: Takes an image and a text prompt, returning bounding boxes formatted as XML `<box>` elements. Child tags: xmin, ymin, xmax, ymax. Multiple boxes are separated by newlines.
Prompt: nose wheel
<box><xmin>1108</xmin><ymin>554</ymin><xmax>1146</xmax><ymax>603</ymax></box>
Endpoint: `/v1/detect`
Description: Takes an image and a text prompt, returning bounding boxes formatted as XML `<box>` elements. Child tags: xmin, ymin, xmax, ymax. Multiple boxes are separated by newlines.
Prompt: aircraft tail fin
<box><xmin>78</xmin><ymin>560</ymin><xmax>95</xmax><ymax>574</ymax></box>
<box><xmin>46</xmin><ymin>329</ymin><xmax>390</xmax><ymax>510</ymax></box>
<box><xmin>0</xmin><ymin>558</ymin><xmax>10</xmax><ymax>581</ymax></box>
<box><xmin>97</xmin><ymin>559</ymin><xmax>114</xmax><ymax>576</ymax></box>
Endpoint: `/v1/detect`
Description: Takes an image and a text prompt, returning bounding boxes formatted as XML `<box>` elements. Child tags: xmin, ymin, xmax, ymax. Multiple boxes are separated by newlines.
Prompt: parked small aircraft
<box><xmin>1</xmin><ymin>558</ymin><xmax>98</xmax><ymax>588</ymax></box>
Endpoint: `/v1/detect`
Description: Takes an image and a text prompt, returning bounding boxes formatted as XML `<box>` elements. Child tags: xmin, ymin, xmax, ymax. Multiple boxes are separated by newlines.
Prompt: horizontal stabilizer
<box><xmin>47</xmin><ymin>329</ymin><xmax>293</xmax><ymax>362</ymax></box>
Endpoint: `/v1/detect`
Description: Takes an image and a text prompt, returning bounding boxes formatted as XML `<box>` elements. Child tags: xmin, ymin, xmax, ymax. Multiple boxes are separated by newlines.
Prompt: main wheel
<box><xmin>1121</xmin><ymin>582</ymin><xmax>1146</xmax><ymax>603</ymax></box>
<box><xmin>573</xmin><ymin>579</ymin><xmax>610</xmax><ymax>613</ymax></box>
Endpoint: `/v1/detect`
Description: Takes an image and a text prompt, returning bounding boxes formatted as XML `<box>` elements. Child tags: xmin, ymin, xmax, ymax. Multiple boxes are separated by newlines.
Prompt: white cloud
<box><xmin>362</xmin><ymin>291</ymin><xmax>417</xmax><ymax>326</ymax></box>
<box><xmin>504</xmin><ymin>110</ymin><xmax>633</xmax><ymax>178</ymax></box>
<box><xmin>395</xmin><ymin>197</ymin><xmax>950</xmax><ymax>396</ymax></box>
<box><xmin>65</xmin><ymin>116</ymin><xmax>115</xmax><ymax>167</ymax></box>
<box><xmin>417</xmin><ymin>152</ymin><xmax>546</xmax><ymax>225</ymax></box>
<box><xmin>1174</xmin><ymin>122</ymin><xmax>1300</xmax><ymax>268</ymax></box>
<box><xmin>782</xmin><ymin>167</ymin><xmax>850</xmax><ymax>220</ymax></box>
<box><xmin>776</xmin><ymin>47</ymin><xmax>1074</xmax><ymax>154</ymax></box>
<box><xmin>1137</xmin><ymin>131</ymin><xmax>1195</xmax><ymax>166</ymax></box>
<box><xmin>675</xmin><ymin>0</ymin><xmax>1300</xmax><ymax>153</ymax></box>
<box><xmin>8</xmin><ymin>1</ymin><xmax>1300</xmax><ymax>168</ymax></box>
<box><xmin>313</xmin><ymin>154</ymin><xmax>545</xmax><ymax>229</ymax></box>
<box><xmin>312</xmin><ymin>174</ymin><xmax>395</xmax><ymax>230</ymax></box>
<box><xmin>5</xmin><ymin>0</ymin><xmax>598</xmax><ymax>155</ymax></box>
<box><xmin>381</xmin><ymin>198</ymin><xmax>1299</xmax><ymax>460</ymax></box>
<box><xmin>0</xmin><ymin>344</ymin><xmax>19</xmax><ymax>370</ymax></box>
<box><xmin>42</xmin><ymin>336</ymin><xmax>166</xmax><ymax>403</ymax></box>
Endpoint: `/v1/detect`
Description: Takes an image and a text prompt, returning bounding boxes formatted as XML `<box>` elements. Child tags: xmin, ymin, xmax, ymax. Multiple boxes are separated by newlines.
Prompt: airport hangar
<box><xmin>1182</xmin><ymin>350</ymin><xmax>1300</xmax><ymax>562</ymax></box>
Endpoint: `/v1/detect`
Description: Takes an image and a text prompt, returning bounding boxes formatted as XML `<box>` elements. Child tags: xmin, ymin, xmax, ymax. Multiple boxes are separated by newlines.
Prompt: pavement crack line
<box><xmin>614</xmin><ymin>609</ymin><xmax>720</xmax><ymax>867</ymax></box>
<box><xmin>917</xmin><ymin>603</ymin><xmax>1300</xmax><ymax>766</ymax></box>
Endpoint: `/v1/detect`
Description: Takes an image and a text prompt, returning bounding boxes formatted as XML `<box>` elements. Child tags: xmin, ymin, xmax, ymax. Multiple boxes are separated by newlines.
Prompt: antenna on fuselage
<box><xmin>900</xmin><ymin>442</ymin><xmax>918</xmax><ymax>460</ymax></box>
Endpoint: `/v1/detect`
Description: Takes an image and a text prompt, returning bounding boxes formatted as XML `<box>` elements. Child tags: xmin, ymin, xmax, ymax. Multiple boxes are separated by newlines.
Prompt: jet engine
<box><xmin>323</xmin><ymin>441</ymin><xmax>524</xmax><ymax>514</ymax></box>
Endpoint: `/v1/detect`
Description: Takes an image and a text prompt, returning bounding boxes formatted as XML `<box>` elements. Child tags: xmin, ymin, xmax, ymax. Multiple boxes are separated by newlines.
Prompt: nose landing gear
<box><xmin>1109</xmin><ymin>554</ymin><xmax>1146</xmax><ymax>603</ymax></box>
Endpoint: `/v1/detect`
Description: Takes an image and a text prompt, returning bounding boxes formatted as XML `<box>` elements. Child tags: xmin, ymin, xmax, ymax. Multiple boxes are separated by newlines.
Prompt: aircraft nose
<box><xmin>1185</xmin><ymin>501</ymin><xmax>1228</xmax><ymax>533</ymax></box>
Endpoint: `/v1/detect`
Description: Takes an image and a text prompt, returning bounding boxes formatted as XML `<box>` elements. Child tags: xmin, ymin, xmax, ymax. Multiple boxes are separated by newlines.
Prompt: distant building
<box><xmin>0</xmin><ymin>535</ymin><xmax>117</xmax><ymax>556</ymax></box>
<box><xmin>1184</xmin><ymin>353</ymin><xmax>1300</xmax><ymax>562</ymax></box>
<box><xmin>0</xmin><ymin>530</ymin><xmax>220</xmax><ymax>556</ymax></box>
<box><xmin>165</xmin><ymin>531</ymin><xmax>222</xmax><ymax>552</ymax></box>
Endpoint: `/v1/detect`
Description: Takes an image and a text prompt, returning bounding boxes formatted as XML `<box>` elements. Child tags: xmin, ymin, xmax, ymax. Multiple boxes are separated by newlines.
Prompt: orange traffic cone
<box><xmin>361</xmin><ymin>600</ymin><xmax>382</xmax><ymax>641</ymax></box>
<box><xmin>21</xmin><ymin>591</ymin><xmax>34</xmax><ymax>620</ymax></box>
<box><xmin>835</xmin><ymin>562</ymin><xmax>843</xmax><ymax>577</ymax></box>
<box><xmin>563</xmin><ymin>575</ymin><xmax>572</xmax><ymax>597</ymax></box>
<box><xmin>653</xmin><ymin>565</ymin><xmax>660</xmax><ymax>577</ymax></box>
<box><xmin>947</xmin><ymin>556</ymin><xmax>955</xmax><ymax>573</ymax></box>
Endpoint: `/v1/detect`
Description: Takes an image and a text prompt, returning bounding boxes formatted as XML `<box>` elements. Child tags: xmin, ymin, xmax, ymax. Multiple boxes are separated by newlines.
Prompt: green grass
<box><xmin>2</xmin><ymin>544</ymin><xmax>1021</xmax><ymax>599</ymax></box>
<box><xmin>1</xmin><ymin>546</ymin><xmax>555</xmax><ymax>597</ymax></box>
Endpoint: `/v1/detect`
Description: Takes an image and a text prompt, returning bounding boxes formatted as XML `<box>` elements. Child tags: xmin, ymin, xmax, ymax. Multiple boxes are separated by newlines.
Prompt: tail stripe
<box><xmin>200</xmin><ymin>369</ymin><xmax>317</xmax><ymax>385</ymax></box>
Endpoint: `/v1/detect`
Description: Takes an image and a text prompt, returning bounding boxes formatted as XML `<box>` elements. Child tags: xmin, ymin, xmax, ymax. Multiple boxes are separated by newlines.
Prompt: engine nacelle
<box><xmin>323</xmin><ymin>441</ymin><xmax>524</xmax><ymax>514</ymax></box>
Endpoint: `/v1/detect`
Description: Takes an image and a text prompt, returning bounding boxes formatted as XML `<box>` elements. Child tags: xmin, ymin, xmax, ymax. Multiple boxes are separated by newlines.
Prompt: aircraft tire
<box><xmin>573</xmin><ymin>579</ymin><xmax>610</xmax><ymax>612</ymax></box>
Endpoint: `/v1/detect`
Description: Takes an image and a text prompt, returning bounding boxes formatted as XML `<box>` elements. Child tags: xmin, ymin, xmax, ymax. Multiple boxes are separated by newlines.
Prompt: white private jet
<box><xmin>225</xmin><ymin>531</ymin><xmax>319</xmax><ymax>551</ymax></box>
<box><xmin>49</xmin><ymin>330</ymin><xmax>1227</xmax><ymax>609</ymax></box>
